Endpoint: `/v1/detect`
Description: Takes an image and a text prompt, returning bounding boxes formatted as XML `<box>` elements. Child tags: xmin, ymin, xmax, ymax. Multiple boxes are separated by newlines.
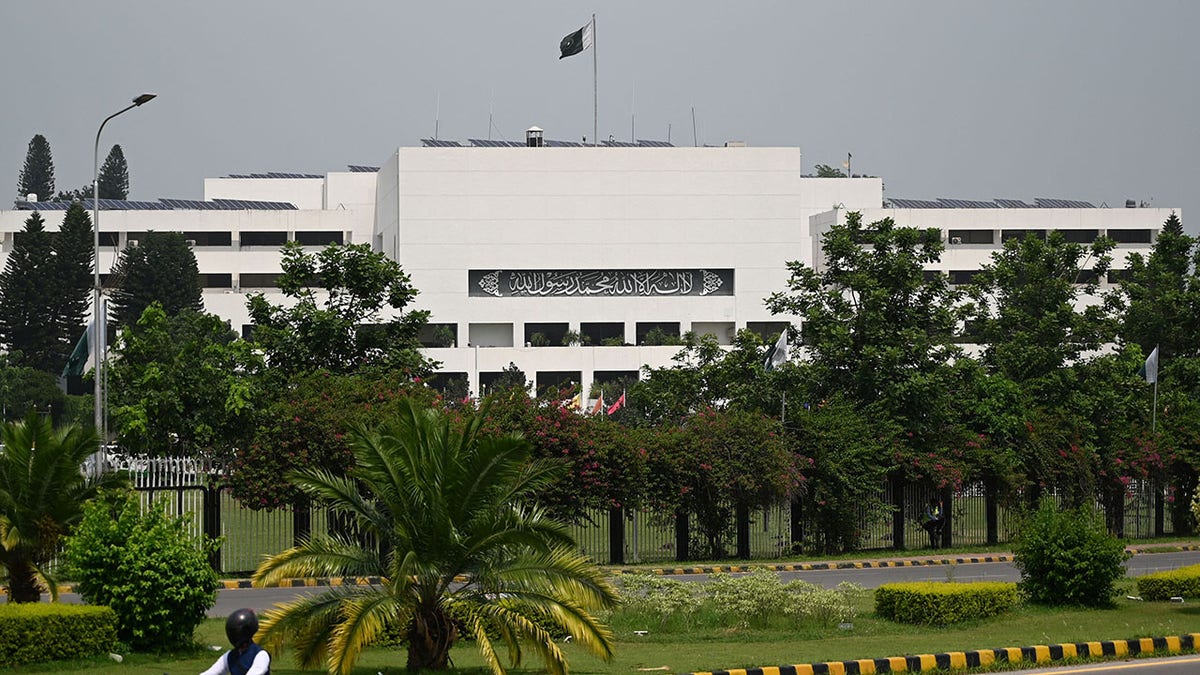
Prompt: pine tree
<box><xmin>0</xmin><ymin>212</ymin><xmax>61</xmax><ymax>372</ymax></box>
<box><xmin>52</xmin><ymin>203</ymin><xmax>95</xmax><ymax>355</ymax></box>
<box><xmin>97</xmin><ymin>144</ymin><xmax>129</xmax><ymax>200</ymax></box>
<box><xmin>109</xmin><ymin>231</ymin><xmax>203</xmax><ymax>327</ymax></box>
<box><xmin>16</xmin><ymin>135</ymin><xmax>55</xmax><ymax>201</ymax></box>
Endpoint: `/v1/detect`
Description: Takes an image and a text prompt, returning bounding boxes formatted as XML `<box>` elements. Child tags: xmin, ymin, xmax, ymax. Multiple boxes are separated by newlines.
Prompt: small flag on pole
<box><xmin>62</xmin><ymin>321</ymin><xmax>95</xmax><ymax>379</ymax></box>
<box><xmin>606</xmin><ymin>391</ymin><xmax>626</xmax><ymax>415</ymax></box>
<box><xmin>560</xmin><ymin>20</ymin><xmax>594</xmax><ymax>59</ymax></box>
<box><xmin>590</xmin><ymin>393</ymin><xmax>605</xmax><ymax>416</ymax></box>
<box><xmin>1140</xmin><ymin>346</ymin><xmax>1159</xmax><ymax>384</ymax></box>
<box><xmin>764</xmin><ymin>330</ymin><xmax>789</xmax><ymax>371</ymax></box>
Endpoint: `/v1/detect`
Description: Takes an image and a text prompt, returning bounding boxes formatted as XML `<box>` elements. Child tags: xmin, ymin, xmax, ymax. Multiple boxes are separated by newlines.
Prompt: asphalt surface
<box><xmin>1004</xmin><ymin>654</ymin><xmax>1200</xmax><ymax>674</ymax></box>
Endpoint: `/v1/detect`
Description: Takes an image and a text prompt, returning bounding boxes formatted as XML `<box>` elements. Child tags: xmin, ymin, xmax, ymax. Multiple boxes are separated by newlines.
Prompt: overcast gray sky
<box><xmin>3</xmin><ymin>1</ymin><xmax>1196</xmax><ymax>229</ymax></box>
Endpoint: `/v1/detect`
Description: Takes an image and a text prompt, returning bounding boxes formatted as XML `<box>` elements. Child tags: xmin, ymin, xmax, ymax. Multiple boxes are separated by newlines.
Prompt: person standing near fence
<box><xmin>922</xmin><ymin>497</ymin><xmax>944</xmax><ymax>549</ymax></box>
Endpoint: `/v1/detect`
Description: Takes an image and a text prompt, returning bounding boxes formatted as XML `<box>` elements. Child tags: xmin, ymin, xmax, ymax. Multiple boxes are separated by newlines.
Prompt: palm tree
<box><xmin>253</xmin><ymin>399</ymin><xmax>618</xmax><ymax>675</ymax></box>
<box><xmin>0</xmin><ymin>413</ymin><xmax>126</xmax><ymax>602</ymax></box>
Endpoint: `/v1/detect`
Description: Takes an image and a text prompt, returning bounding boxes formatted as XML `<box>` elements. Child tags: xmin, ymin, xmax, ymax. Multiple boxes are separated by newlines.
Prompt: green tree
<box><xmin>0</xmin><ymin>357</ymin><xmax>68</xmax><ymax>423</ymax></box>
<box><xmin>1111</xmin><ymin>212</ymin><xmax>1197</xmax><ymax>362</ymax></box>
<box><xmin>247</xmin><ymin>241</ymin><xmax>434</xmax><ymax>377</ymax></box>
<box><xmin>108</xmin><ymin>231</ymin><xmax>203</xmax><ymax>328</ymax></box>
<box><xmin>486</xmin><ymin>361</ymin><xmax>528</xmax><ymax>396</ymax></box>
<box><xmin>16</xmin><ymin>134</ymin><xmax>54</xmax><ymax>201</ymax></box>
<box><xmin>52</xmin><ymin>202</ymin><xmax>94</xmax><ymax>361</ymax></box>
<box><xmin>766</xmin><ymin>213</ymin><xmax>967</xmax><ymax>485</ymax></box>
<box><xmin>0</xmin><ymin>212</ymin><xmax>61</xmax><ymax>373</ymax></box>
<box><xmin>813</xmin><ymin>164</ymin><xmax>846</xmax><ymax>178</ymax></box>
<box><xmin>107</xmin><ymin>305</ymin><xmax>262</xmax><ymax>458</ymax></box>
<box><xmin>0</xmin><ymin>413</ymin><xmax>126</xmax><ymax>602</ymax></box>
<box><xmin>252</xmin><ymin>399</ymin><xmax>617</xmax><ymax>675</ymax></box>
<box><xmin>96</xmin><ymin>144</ymin><xmax>129</xmax><ymax>200</ymax></box>
<box><xmin>64</xmin><ymin>489</ymin><xmax>219</xmax><ymax>650</ymax></box>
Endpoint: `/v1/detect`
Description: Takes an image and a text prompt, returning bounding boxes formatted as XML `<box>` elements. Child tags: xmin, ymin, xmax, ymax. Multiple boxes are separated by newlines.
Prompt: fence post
<box><xmin>789</xmin><ymin>495</ymin><xmax>803</xmax><ymax>553</ymax></box>
<box><xmin>608</xmin><ymin>506</ymin><xmax>625</xmax><ymax>566</ymax></box>
<box><xmin>891</xmin><ymin>475</ymin><xmax>905</xmax><ymax>550</ymax></box>
<box><xmin>985</xmin><ymin>478</ymin><xmax>999</xmax><ymax>545</ymax></box>
<box><xmin>735</xmin><ymin>503</ymin><xmax>750</xmax><ymax>559</ymax></box>
<box><xmin>1154</xmin><ymin>480</ymin><xmax>1165</xmax><ymax>536</ymax></box>
<box><xmin>293</xmin><ymin>496</ymin><xmax>311</xmax><ymax>547</ymax></box>
<box><xmin>940</xmin><ymin>487</ymin><xmax>953</xmax><ymax>549</ymax></box>
<box><xmin>202</xmin><ymin>483</ymin><xmax>222</xmax><ymax>573</ymax></box>
<box><xmin>674</xmin><ymin>509</ymin><xmax>689</xmax><ymax>562</ymax></box>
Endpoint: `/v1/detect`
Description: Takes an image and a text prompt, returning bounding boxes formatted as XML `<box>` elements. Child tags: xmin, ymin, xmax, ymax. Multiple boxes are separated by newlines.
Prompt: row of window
<box><xmin>16</xmin><ymin>230</ymin><xmax>345</xmax><ymax>248</ymax></box>
<box><xmin>935</xmin><ymin>269</ymin><xmax>1132</xmax><ymax>285</ymax></box>
<box><xmin>414</xmin><ymin>321</ymin><xmax>790</xmax><ymax>348</ymax></box>
<box><xmin>945</xmin><ymin>228</ymin><xmax>1153</xmax><ymax>245</ymax></box>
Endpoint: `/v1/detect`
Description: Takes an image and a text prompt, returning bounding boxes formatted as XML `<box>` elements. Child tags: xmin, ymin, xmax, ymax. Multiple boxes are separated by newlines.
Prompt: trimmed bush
<box><xmin>875</xmin><ymin>581</ymin><xmax>1018</xmax><ymax>625</ymax></box>
<box><xmin>1136</xmin><ymin>563</ymin><xmax>1200</xmax><ymax>600</ymax></box>
<box><xmin>62</xmin><ymin>489</ymin><xmax>219</xmax><ymax>651</ymax></box>
<box><xmin>0</xmin><ymin>603</ymin><xmax>117</xmax><ymax>666</ymax></box>
<box><xmin>1012</xmin><ymin>499</ymin><xmax>1130</xmax><ymax>607</ymax></box>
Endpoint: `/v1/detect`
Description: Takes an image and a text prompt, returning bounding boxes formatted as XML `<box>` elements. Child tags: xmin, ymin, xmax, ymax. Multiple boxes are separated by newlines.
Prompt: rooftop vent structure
<box><xmin>526</xmin><ymin>126</ymin><xmax>544</xmax><ymax>147</ymax></box>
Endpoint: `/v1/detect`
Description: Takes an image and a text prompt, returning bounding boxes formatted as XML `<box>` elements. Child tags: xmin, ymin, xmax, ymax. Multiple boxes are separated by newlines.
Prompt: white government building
<box><xmin>2</xmin><ymin>130</ymin><xmax>1175</xmax><ymax>400</ymax></box>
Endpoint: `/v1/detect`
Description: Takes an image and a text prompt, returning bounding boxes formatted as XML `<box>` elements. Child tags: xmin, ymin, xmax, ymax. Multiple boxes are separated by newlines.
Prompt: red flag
<box><xmin>590</xmin><ymin>393</ymin><xmax>605</xmax><ymax>415</ymax></box>
<box><xmin>606</xmin><ymin>392</ymin><xmax>626</xmax><ymax>415</ymax></box>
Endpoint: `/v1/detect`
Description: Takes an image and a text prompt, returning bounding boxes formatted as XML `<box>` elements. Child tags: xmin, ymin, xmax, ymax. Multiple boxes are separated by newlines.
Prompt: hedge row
<box><xmin>0</xmin><ymin>603</ymin><xmax>117</xmax><ymax>666</ymax></box>
<box><xmin>1136</xmin><ymin>564</ymin><xmax>1200</xmax><ymax>601</ymax></box>
<box><xmin>875</xmin><ymin>581</ymin><xmax>1019</xmax><ymax>625</ymax></box>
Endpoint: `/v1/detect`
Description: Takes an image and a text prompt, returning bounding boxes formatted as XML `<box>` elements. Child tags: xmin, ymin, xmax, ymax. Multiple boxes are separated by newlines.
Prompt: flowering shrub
<box><xmin>615</xmin><ymin>574</ymin><xmax>703</xmax><ymax>628</ymax></box>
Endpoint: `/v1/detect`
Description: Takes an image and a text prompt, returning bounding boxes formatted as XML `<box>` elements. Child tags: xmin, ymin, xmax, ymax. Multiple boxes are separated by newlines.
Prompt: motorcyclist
<box><xmin>200</xmin><ymin>608</ymin><xmax>271</xmax><ymax>675</ymax></box>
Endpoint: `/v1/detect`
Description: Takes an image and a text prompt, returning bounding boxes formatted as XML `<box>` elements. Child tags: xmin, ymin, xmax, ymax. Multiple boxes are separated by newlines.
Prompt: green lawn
<box><xmin>24</xmin><ymin>580</ymin><xmax>1200</xmax><ymax>675</ymax></box>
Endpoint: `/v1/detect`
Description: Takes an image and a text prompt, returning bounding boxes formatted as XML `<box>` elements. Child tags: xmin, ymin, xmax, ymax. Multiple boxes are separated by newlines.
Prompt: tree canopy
<box><xmin>0</xmin><ymin>212</ymin><xmax>62</xmax><ymax>372</ymax></box>
<box><xmin>108</xmin><ymin>231</ymin><xmax>203</xmax><ymax>328</ymax></box>
<box><xmin>97</xmin><ymin>144</ymin><xmax>130</xmax><ymax>200</ymax></box>
<box><xmin>16</xmin><ymin>134</ymin><xmax>54</xmax><ymax>201</ymax></box>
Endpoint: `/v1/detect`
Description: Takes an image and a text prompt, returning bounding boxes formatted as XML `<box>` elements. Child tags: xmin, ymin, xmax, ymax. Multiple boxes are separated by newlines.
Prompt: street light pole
<box><xmin>93</xmin><ymin>93</ymin><xmax>155</xmax><ymax>473</ymax></box>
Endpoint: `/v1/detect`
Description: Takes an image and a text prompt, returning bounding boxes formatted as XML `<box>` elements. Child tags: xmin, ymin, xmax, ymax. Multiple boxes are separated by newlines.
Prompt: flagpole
<box><xmin>592</xmin><ymin>13</ymin><xmax>598</xmax><ymax>148</ymax></box>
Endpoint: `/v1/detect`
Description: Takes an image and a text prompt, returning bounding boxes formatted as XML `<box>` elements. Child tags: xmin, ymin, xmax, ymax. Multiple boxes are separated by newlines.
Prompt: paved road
<box><xmin>50</xmin><ymin>549</ymin><xmax>1200</xmax><ymax>617</ymax></box>
<box><xmin>1005</xmin><ymin>654</ymin><xmax>1200</xmax><ymax>674</ymax></box>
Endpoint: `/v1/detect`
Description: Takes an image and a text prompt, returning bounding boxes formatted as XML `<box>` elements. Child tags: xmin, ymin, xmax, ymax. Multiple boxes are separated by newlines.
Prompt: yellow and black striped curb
<box><xmin>615</xmin><ymin>556</ymin><xmax>1013</xmax><ymax>576</ymax></box>
<box><xmin>682</xmin><ymin>634</ymin><xmax>1200</xmax><ymax>675</ymax></box>
<box><xmin>1127</xmin><ymin>544</ymin><xmax>1200</xmax><ymax>554</ymax></box>
<box><xmin>219</xmin><ymin>576</ymin><xmax>386</xmax><ymax>589</ymax></box>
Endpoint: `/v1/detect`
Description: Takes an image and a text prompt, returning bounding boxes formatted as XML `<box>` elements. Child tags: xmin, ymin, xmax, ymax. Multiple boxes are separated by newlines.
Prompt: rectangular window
<box><xmin>947</xmin><ymin>229</ymin><xmax>994</xmax><ymax>244</ymax></box>
<box><xmin>1057</xmin><ymin>229</ymin><xmax>1098</xmax><ymax>243</ymax></box>
<box><xmin>923</xmin><ymin>270</ymin><xmax>944</xmax><ymax>282</ymax></box>
<box><xmin>593</xmin><ymin>370</ymin><xmax>639</xmax><ymax>385</ymax></box>
<box><xmin>582</xmin><ymin>322</ymin><xmax>625</xmax><ymax>346</ymax></box>
<box><xmin>241</xmin><ymin>324</ymin><xmax>255</xmax><ymax>341</ymax></box>
<box><xmin>418</xmin><ymin>323</ymin><xmax>457</xmax><ymax>348</ymax></box>
<box><xmin>240</xmin><ymin>231</ymin><xmax>287</xmax><ymax>247</ymax></box>
<box><xmin>524</xmin><ymin>322</ymin><xmax>569</xmax><ymax>347</ymax></box>
<box><xmin>1001</xmin><ymin>229</ymin><xmax>1046</xmax><ymax>242</ymax></box>
<box><xmin>636</xmin><ymin>322</ymin><xmax>681</xmax><ymax>346</ymax></box>
<box><xmin>1107</xmin><ymin>269</ymin><xmax>1133</xmax><ymax>283</ymax></box>
<box><xmin>183</xmin><ymin>231</ymin><xmax>233</xmax><ymax>247</ymax></box>
<box><xmin>1108</xmin><ymin>229</ymin><xmax>1153</xmax><ymax>244</ymax></box>
<box><xmin>239</xmin><ymin>273</ymin><xmax>282</xmax><ymax>288</ymax></box>
<box><xmin>295</xmin><ymin>231</ymin><xmax>344</xmax><ymax>246</ymax></box>
<box><xmin>1075</xmin><ymin>269</ymin><xmax>1101</xmax><ymax>284</ymax></box>
<box><xmin>746</xmin><ymin>321</ymin><xmax>790</xmax><ymax>343</ymax></box>
<box><xmin>949</xmin><ymin>270</ymin><xmax>983</xmax><ymax>285</ymax></box>
<box><xmin>199</xmin><ymin>273</ymin><xmax>233</xmax><ymax>288</ymax></box>
<box><xmin>536</xmin><ymin>371</ymin><xmax>581</xmax><ymax>396</ymax></box>
<box><xmin>98</xmin><ymin>232</ymin><xmax>120</xmax><ymax>247</ymax></box>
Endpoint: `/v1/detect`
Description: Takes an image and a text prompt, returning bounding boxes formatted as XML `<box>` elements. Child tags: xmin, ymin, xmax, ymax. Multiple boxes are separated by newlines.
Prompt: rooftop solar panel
<box><xmin>887</xmin><ymin>198</ymin><xmax>941</xmax><ymax>209</ymax></box>
<box><xmin>995</xmin><ymin>198</ymin><xmax>1033</xmax><ymax>208</ymax></box>
<box><xmin>346</xmin><ymin>165</ymin><xmax>381</xmax><ymax>172</ymax></box>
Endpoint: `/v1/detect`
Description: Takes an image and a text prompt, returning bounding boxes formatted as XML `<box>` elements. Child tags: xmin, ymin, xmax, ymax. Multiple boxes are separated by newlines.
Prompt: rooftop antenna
<box><xmin>631</xmin><ymin>82</ymin><xmax>636</xmax><ymax>143</ymax></box>
<box><xmin>691</xmin><ymin>107</ymin><xmax>697</xmax><ymax>147</ymax></box>
<box><xmin>488</xmin><ymin>87</ymin><xmax>494</xmax><ymax>141</ymax></box>
<box><xmin>434</xmin><ymin>90</ymin><xmax>440</xmax><ymax>140</ymax></box>
<box><xmin>668</xmin><ymin>123</ymin><xmax>672</xmax><ymax>145</ymax></box>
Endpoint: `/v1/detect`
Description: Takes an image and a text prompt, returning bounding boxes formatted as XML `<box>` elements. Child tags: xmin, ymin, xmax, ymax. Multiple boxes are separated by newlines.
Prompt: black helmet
<box><xmin>225</xmin><ymin>608</ymin><xmax>259</xmax><ymax>648</ymax></box>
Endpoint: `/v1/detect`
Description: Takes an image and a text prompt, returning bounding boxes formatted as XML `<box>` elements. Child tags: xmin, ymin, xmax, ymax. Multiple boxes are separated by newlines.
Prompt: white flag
<box><xmin>764</xmin><ymin>330</ymin><xmax>789</xmax><ymax>371</ymax></box>
<box><xmin>1143</xmin><ymin>346</ymin><xmax>1159</xmax><ymax>384</ymax></box>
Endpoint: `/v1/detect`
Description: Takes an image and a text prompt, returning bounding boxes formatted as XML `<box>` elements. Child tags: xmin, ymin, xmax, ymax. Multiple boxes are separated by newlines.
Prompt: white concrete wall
<box><xmin>204</xmin><ymin>177</ymin><xmax>325</xmax><ymax>209</ymax></box>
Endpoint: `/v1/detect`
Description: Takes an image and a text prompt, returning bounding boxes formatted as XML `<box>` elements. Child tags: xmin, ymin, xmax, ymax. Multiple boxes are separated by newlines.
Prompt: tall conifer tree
<box><xmin>53</xmin><ymin>203</ymin><xmax>95</xmax><ymax>352</ymax></box>
<box><xmin>16</xmin><ymin>135</ymin><xmax>55</xmax><ymax>201</ymax></box>
<box><xmin>0</xmin><ymin>212</ymin><xmax>60</xmax><ymax>372</ymax></box>
<box><xmin>97</xmin><ymin>144</ymin><xmax>129</xmax><ymax>200</ymax></box>
<box><xmin>109</xmin><ymin>231</ymin><xmax>203</xmax><ymax>328</ymax></box>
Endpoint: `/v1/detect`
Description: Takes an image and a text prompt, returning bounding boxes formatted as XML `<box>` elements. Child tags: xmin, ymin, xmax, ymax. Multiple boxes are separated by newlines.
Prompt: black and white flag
<box><xmin>560</xmin><ymin>21</ymin><xmax>594</xmax><ymax>59</ymax></box>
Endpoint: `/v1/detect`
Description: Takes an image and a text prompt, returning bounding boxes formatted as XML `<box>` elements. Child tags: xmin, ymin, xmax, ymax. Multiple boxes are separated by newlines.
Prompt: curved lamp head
<box><xmin>132</xmin><ymin>93</ymin><xmax>157</xmax><ymax>106</ymax></box>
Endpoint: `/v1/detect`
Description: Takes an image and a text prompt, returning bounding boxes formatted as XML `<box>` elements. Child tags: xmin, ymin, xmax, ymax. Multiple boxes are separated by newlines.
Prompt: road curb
<box><xmin>681</xmin><ymin>633</ymin><xmax>1200</xmax><ymax>675</ymax></box>
<box><xmin>615</xmin><ymin>556</ymin><xmax>1013</xmax><ymax>577</ymax></box>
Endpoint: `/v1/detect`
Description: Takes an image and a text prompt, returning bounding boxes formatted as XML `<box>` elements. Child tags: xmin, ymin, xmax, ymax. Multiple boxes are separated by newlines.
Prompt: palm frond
<box><xmin>253</xmin><ymin>535</ymin><xmax>382</xmax><ymax>587</ymax></box>
<box><xmin>327</xmin><ymin>591</ymin><xmax>402</xmax><ymax>675</ymax></box>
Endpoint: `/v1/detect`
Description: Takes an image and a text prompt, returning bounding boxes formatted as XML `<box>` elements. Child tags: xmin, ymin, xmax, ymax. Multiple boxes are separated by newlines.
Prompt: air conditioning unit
<box><xmin>127</xmin><ymin>239</ymin><xmax>138</xmax><ymax>247</ymax></box>
<box><xmin>186</xmin><ymin>239</ymin><xmax>197</xmax><ymax>247</ymax></box>
<box><xmin>949</xmin><ymin>237</ymin><xmax>962</xmax><ymax>245</ymax></box>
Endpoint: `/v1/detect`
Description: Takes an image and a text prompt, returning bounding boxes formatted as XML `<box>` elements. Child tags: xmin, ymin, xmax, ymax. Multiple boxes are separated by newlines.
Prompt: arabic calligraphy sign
<box><xmin>469</xmin><ymin>269</ymin><xmax>734</xmax><ymax>297</ymax></box>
